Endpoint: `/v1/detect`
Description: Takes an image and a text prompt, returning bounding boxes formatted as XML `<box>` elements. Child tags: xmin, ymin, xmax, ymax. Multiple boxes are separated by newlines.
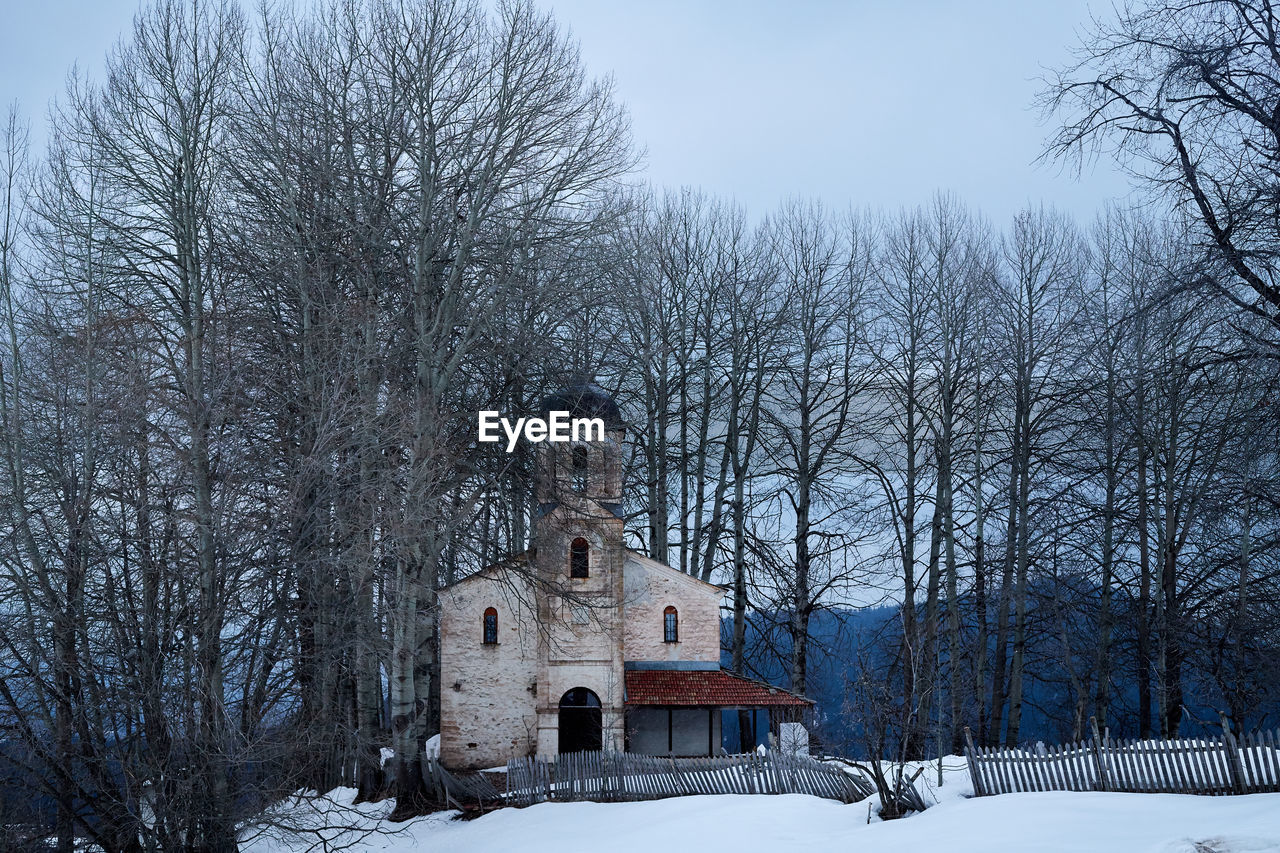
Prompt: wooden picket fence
<box><xmin>422</xmin><ymin>758</ymin><xmax>504</xmax><ymax>811</ymax></box>
<box><xmin>505</xmin><ymin>750</ymin><xmax>873</xmax><ymax>806</ymax></box>
<box><xmin>965</xmin><ymin>721</ymin><xmax>1280</xmax><ymax>797</ymax></box>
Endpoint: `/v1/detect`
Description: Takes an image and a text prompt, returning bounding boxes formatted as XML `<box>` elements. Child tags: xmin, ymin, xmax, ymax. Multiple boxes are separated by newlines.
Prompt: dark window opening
<box><xmin>664</xmin><ymin>606</ymin><xmax>679</xmax><ymax>642</ymax></box>
<box><xmin>570</xmin><ymin>537</ymin><xmax>590</xmax><ymax>578</ymax></box>
<box><xmin>482</xmin><ymin>607</ymin><xmax>498</xmax><ymax>644</ymax></box>
<box><xmin>572</xmin><ymin>445</ymin><xmax>589</xmax><ymax>492</ymax></box>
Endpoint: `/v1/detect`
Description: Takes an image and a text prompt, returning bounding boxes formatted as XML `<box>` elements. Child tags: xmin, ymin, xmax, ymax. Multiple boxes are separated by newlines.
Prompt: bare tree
<box><xmin>758</xmin><ymin>200</ymin><xmax>876</xmax><ymax>697</ymax></box>
<box><xmin>988</xmin><ymin>207</ymin><xmax>1086</xmax><ymax>746</ymax></box>
<box><xmin>1045</xmin><ymin>0</ymin><xmax>1280</xmax><ymax>341</ymax></box>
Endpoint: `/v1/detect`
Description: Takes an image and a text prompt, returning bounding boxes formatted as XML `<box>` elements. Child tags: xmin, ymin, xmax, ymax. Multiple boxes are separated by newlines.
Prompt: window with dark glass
<box><xmin>664</xmin><ymin>606</ymin><xmax>678</xmax><ymax>643</ymax></box>
<box><xmin>570</xmin><ymin>537</ymin><xmax>590</xmax><ymax>578</ymax></box>
<box><xmin>483</xmin><ymin>607</ymin><xmax>498</xmax><ymax>644</ymax></box>
<box><xmin>572</xmin><ymin>445</ymin><xmax>589</xmax><ymax>492</ymax></box>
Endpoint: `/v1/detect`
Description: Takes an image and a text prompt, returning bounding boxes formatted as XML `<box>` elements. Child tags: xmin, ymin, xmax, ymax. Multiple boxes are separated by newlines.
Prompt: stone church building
<box><xmin>438</xmin><ymin>384</ymin><xmax>809</xmax><ymax>770</ymax></box>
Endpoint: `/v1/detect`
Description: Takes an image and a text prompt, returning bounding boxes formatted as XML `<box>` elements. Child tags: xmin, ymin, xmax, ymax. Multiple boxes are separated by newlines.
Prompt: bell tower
<box><xmin>533</xmin><ymin>391</ymin><xmax>625</xmax><ymax>513</ymax></box>
<box><xmin>530</xmin><ymin>383</ymin><xmax>627</xmax><ymax>756</ymax></box>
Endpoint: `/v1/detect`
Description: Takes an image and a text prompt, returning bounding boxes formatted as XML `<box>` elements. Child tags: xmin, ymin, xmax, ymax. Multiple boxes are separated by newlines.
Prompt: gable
<box><xmin>621</xmin><ymin>550</ymin><xmax>722</xmax><ymax>663</ymax></box>
<box><xmin>436</xmin><ymin>550</ymin><xmax>531</xmax><ymax>597</ymax></box>
<box><xmin>623</xmin><ymin>550</ymin><xmax>726</xmax><ymax>605</ymax></box>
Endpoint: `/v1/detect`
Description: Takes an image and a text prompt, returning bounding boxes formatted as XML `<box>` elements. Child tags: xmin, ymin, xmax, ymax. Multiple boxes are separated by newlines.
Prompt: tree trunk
<box><xmin>988</xmin><ymin>441</ymin><xmax>1019</xmax><ymax>745</ymax></box>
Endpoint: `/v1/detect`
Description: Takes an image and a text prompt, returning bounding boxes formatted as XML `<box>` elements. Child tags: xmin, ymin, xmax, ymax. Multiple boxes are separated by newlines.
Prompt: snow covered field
<box><xmin>240</xmin><ymin>760</ymin><xmax>1280</xmax><ymax>853</ymax></box>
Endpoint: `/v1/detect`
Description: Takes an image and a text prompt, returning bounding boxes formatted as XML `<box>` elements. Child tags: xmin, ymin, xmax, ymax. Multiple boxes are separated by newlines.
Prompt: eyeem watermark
<box><xmin>478</xmin><ymin>411</ymin><xmax>605</xmax><ymax>452</ymax></box>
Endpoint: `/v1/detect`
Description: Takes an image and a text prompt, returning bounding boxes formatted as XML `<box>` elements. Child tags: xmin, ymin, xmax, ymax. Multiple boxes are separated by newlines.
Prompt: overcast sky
<box><xmin>1</xmin><ymin>0</ymin><xmax>1132</xmax><ymax>225</ymax></box>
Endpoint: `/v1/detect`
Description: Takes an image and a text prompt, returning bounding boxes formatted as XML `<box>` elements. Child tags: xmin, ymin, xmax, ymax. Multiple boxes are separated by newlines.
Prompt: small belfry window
<box><xmin>570</xmin><ymin>537</ymin><xmax>590</xmax><ymax>578</ymax></box>
<box><xmin>664</xmin><ymin>606</ymin><xmax>678</xmax><ymax>643</ymax></box>
<box><xmin>572</xmin><ymin>445</ymin><xmax>589</xmax><ymax>492</ymax></box>
<box><xmin>483</xmin><ymin>607</ymin><xmax>498</xmax><ymax>644</ymax></box>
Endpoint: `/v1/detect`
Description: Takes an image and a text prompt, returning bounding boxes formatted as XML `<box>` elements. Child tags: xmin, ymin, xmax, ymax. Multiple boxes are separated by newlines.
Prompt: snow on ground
<box><xmin>240</xmin><ymin>759</ymin><xmax>1280</xmax><ymax>853</ymax></box>
<box><xmin>857</xmin><ymin>753</ymin><xmax>975</xmax><ymax>811</ymax></box>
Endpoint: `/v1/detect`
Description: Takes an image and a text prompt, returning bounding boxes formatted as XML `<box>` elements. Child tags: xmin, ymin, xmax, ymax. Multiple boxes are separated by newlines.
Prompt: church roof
<box><xmin>539</xmin><ymin>382</ymin><xmax>624</xmax><ymax>430</ymax></box>
<box><xmin>624</xmin><ymin>668</ymin><xmax>811</xmax><ymax>708</ymax></box>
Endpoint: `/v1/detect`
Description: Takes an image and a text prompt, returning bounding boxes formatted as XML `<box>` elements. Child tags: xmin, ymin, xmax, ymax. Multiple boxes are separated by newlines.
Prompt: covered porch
<box><xmin>622</xmin><ymin>662</ymin><xmax>812</xmax><ymax>756</ymax></box>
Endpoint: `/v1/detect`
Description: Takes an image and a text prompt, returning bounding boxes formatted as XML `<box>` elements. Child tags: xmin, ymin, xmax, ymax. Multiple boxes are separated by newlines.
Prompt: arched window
<box><xmin>570</xmin><ymin>537</ymin><xmax>590</xmax><ymax>578</ymax></box>
<box><xmin>664</xmin><ymin>606</ymin><xmax>679</xmax><ymax>643</ymax></box>
<box><xmin>572</xmin><ymin>445</ymin><xmax>589</xmax><ymax>492</ymax></box>
<box><xmin>482</xmin><ymin>607</ymin><xmax>498</xmax><ymax>644</ymax></box>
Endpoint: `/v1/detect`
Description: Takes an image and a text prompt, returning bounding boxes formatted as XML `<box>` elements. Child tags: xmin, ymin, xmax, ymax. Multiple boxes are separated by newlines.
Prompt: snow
<box><xmin>873</xmin><ymin>754</ymin><xmax>974</xmax><ymax>809</ymax></box>
<box><xmin>240</xmin><ymin>758</ymin><xmax>1280</xmax><ymax>853</ymax></box>
<box><xmin>377</xmin><ymin>736</ymin><xmax>440</xmax><ymax>770</ymax></box>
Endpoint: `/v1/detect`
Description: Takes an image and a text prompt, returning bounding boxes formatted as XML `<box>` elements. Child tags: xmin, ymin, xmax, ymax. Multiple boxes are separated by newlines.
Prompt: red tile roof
<box><xmin>624</xmin><ymin>668</ymin><xmax>811</xmax><ymax>708</ymax></box>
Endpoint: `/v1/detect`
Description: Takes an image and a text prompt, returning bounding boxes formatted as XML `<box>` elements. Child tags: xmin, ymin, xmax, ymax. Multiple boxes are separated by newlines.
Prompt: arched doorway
<box><xmin>558</xmin><ymin>687</ymin><xmax>602</xmax><ymax>753</ymax></box>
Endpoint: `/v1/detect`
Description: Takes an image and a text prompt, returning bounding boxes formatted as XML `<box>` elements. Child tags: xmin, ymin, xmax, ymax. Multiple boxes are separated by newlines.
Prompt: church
<box><xmin>438</xmin><ymin>383</ymin><xmax>810</xmax><ymax>770</ymax></box>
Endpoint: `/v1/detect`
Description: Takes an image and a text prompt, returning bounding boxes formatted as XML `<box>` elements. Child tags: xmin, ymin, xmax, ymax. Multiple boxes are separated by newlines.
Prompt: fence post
<box><xmin>964</xmin><ymin>726</ymin><xmax>984</xmax><ymax>797</ymax></box>
<box><xmin>1090</xmin><ymin>717</ymin><xmax>1109</xmax><ymax>792</ymax></box>
<box><xmin>1220</xmin><ymin>713</ymin><xmax>1246</xmax><ymax>794</ymax></box>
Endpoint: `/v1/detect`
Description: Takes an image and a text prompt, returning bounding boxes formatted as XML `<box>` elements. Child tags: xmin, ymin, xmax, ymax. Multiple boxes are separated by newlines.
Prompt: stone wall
<box><xmin>437</xmin><ymin>570</ymin><xmax>538</xmax><ymax>770</ymax></box>
<box><xmin>438</xmin><ymin>411</ymin><xmax>736</xmax><ymax>768</ymax></box>
<box><xmin>533</xmin><ymin>501</ymin><xmax>627</xmax><ymax>756</ymax></box>
<box><xmin>622</xmin><ymin>551</ymin><xmax>723</xmax><ymax>663</ymax></box>
<box><xmin>437</xmin><ymin>547</ymin><xmax>728</xmax><ymax>768</ymax></box>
